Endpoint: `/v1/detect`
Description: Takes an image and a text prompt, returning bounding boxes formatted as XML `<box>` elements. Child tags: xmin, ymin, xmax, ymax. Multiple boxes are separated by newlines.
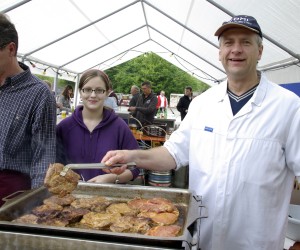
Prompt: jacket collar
<box><xmin>216</xmin><ymin>71</ymin><xmax>267</xmax><ymax>107</ymax></box>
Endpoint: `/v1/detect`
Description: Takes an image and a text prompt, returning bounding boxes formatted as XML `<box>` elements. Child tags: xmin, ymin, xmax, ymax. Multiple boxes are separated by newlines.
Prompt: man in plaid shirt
<box><xmin>0</xmin><ymin>13</ymin><xmax>56</xmax><ymax>206</ymax></box>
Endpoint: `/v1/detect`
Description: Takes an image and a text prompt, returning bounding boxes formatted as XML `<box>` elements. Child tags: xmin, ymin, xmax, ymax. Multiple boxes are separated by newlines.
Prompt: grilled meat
<box><xmin>128</xmin><ymin>197</ymin><xmax>177</xmax><ymax>213</ymax></box>
<box><xmin>106</xmin><ymin>202</ymin><xmax>137</xmax><ymax>216</ymax></box>
<box><xmin>146</xmin><ymin>225</ymin><xmax>181</xmax><ymax>237</ymax></box>
<box><xmin>44</xmin><ymin>163</ymin><xmax>80</xmax><ymax>197</ymax></box>
<box><xmin>31</xmin><ymin>203</ymin><xmax>63</xmax><ymax>219</ymax></box>
<box><xmin>110</xmin><ymin>215</ymin><xmax>151</xmax><ymax>233</ymax></box>
<box><xmin>12</xmin><ymin>195</ymin><xmax>182</xmax><ymax>237</ymax></box>
<box><xmin>12</xmin><ymin>214</ymin><xmax>38</xmax><ymax>224</ymax></box>
<box><xmin>59</xmin><ymin>206</ymin><xmax>90</xmax><ymax>223</ymax></box>
<box><xmin>127</xmin><ymin>197</ymin><xmax>148</xmax><ymax>210</ymax></box>
<box><xmin>79</xmin><ymin>212</ymin><xmax>121</xmax><ymax>229</ymax></box>
<box><xmin>129</xmin><ymin>197</ymin><xmax>179</xmax><ymax>225</ymax></box>
<box><xmin>138</xmin><ymin>209</ymin><xmax>179</xmax><ymax>225</ymax></box>
<box><xmin>43</xmin><ymin>194</ymin><xmax>76</xmax><ymax>206</ymax></box>
<box><xmin>39</xmin><ymin>218</ymin><xmax>69</xmax><ymax>227</ymax></box>
<box><xmin>71</xmin><ymin>196</ymin><xmax>109</xmax><ymax>211</ymax></box>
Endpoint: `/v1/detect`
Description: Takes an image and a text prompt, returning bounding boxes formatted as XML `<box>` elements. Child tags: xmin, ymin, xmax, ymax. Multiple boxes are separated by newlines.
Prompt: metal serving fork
<box><xmin>60</xmin><ymin>162</ymin><xmax>137</xmax><ymax>176</ymax></box>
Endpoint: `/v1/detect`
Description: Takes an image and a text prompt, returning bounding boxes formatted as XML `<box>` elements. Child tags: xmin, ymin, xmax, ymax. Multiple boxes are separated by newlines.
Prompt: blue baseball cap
<box><xmin>215</xmin><ymin>15</ymin><xmax>262</xmax><ymax>39</ymax></box>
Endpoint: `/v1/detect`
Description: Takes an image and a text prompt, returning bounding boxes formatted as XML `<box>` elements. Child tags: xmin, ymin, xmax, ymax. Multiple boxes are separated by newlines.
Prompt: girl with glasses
<box><xmin>56</xmin><ymin>69</ymin><xmax>140</xmax><ymax>184</ymax></box>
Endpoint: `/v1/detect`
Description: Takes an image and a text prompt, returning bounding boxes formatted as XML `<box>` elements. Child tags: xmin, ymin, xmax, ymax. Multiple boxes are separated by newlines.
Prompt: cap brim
<box><xmin>214</xmin><ymin>23</ymin><xmax>259</xmax><ymax>37</ymax></box>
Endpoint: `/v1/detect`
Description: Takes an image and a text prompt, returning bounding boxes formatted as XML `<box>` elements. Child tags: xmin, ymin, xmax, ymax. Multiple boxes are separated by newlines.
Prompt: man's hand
<box><xmin>128</xmin><ymin>106</ymin><xmax>136</xmax><ymax>112</ymax></box>
<box><xmin>88</xmin><ymin>174</ymin><xmax>117</xmax><ymax>183</ymax></box>
<box><xmin>102</xmin><ymin>165</ymin><xmax>127</xmax><ymax>175</ymax></box>
<box><xmin>101</xmin><ymin>150</ymin><xmax>131</xmax><ymax>175</ymax></box>
<box><xmin>56</xmin><ymin>103</ymin><xmax>63</xmax><ymax>108</ymax></box>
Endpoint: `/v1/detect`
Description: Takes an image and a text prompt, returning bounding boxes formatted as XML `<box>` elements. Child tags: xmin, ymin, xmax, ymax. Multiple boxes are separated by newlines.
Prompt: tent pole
<box><xmin>1</xmin><ymin>0</ymin><xmax>31</xmax><ymax>13</ymax></box>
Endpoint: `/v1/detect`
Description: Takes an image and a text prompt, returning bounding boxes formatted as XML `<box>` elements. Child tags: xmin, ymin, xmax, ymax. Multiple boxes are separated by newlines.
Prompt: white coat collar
<box><xmin>216</xmin><ymin>71</ymin><xmax>268</xmax><ymax>107</ymax></box>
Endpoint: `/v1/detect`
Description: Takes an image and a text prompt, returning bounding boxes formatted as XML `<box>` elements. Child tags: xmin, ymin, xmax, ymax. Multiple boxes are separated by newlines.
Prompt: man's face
<box><xmin>130</xmin><ymin>87</ymin><xmax>136</xmax><ymax>95</ymax></box>
<box><xmin>184</xmin><ymin>88</ymin><xmax>191</xmax><ymax>96</ymax></box>
<box><xmin>219</xmin><ymin>28</ymin><xmax>263</xmax><ymax>80</ymax></box>
<box><xmin>0</xmin><ymin>42</ymin><xmax>14</xmax><ymax>83</ymax></box>
<box><xmin>141</xmin><ymin>85</ymin><xmax>151</xmax><ymax>96</ymax></box>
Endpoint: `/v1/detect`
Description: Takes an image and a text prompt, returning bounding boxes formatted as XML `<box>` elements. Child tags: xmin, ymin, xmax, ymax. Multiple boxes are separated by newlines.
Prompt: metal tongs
<box><xmin>60</xmin><ymin>162</ymin><xmax>136</xmax><ymax>176</ymax></box>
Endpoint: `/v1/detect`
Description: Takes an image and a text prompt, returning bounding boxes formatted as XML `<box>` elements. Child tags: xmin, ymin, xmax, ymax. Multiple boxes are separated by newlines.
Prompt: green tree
<box><xmin>35</xmin><ymin>74</ymin><xmax>75</xmax><ymax>95</ymax></box>
<box><xmin>105</xmin><ymin>52</ymin><xmax>210</xmax><ymax>98</ymax></box>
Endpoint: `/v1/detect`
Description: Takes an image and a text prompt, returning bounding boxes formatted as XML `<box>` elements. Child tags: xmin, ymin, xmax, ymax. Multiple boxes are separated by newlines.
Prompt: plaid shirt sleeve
<box><xmin>30</xmin><ymin>91</ymin><xmax>57</xmax><ymax>188</ymax></box>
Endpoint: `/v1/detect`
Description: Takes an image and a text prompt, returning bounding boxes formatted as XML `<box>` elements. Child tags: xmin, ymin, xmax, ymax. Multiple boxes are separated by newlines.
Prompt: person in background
<box><xmin>176</xmin><ymin>86</ymin><xmax>192</xmax><ymax>121</ymax></box>
<box><xmin>108</xmin><ymin>82</ymin><xmax>119</xmax><ymax>106</ymax></box>
<box><xmin>104</xmin><ymin>96</ymin><xmax>118</xmax><ymax>111</ymax></box>
<box><xmin>56</xmin><ymin>69</ymin><xmax>140</xmax><ymax>183</ymax></box>
<box><xmin>0</xmin><ymin>13</ymin><xmax>56</xmax><ymax>207</ymax></box>
<box><xmin>58</xmin><ymin>84</ymin><xmax>73</xmax><ymax>114</ymax></box>
<box><xmin>129</xmin><ymin>85</ymin><xmax>140</xmax><ymax>108</ymax></box>
<box><xmin>44</xmin><ymin>80</ymin><xmax>63</xmax><ymax>109</ymax></box>
<box><xmin>156</xmin><ymin>90</ymin><xmax>168</xmax><ymax>113</ymax></box>
<box><xmin>44</xmin><ymin>79</ymin><xmax>52</xmax><ymax>91</ymax></box>
<box><xmin>128</xmin><ymin>81</ymin><xmax>158</xmax><ymax>127</ymax></box>
<box><xmin>101</xmin><ymin>15</ymin><xmax>300</xmax><ymax>250</ymax></box>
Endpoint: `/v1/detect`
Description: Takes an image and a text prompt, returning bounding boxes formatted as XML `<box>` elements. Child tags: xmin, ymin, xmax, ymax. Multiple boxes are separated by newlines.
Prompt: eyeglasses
<box><xmin>81</xmin><ymin>88</ymin><xmax>106</xmax><ymax>95</ymax></box>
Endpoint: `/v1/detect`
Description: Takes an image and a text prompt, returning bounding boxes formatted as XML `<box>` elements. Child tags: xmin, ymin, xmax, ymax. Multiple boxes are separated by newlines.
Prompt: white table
<box><xmin>115</xmin><ymin>110</ymin><xmax>131</xmax><ymax>121</ymax></box>
<box><xmin>154</xmin><ymin>116</ymin><xmax>176</xmax><ymax>131</ymax></box>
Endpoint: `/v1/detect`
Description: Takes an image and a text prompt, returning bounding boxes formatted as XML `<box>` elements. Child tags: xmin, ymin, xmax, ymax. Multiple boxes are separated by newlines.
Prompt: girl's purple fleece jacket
<box><xmin>56</xmin><ymin>106</ymin><xmax>140</xmax><ymax>181</ymax></box>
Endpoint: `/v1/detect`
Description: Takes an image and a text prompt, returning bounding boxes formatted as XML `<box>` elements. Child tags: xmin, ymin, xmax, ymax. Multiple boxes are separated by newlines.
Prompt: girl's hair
<box><xmin>79</xmin><ymin>69</ymin><xmax>110</xmax><ymax>91</ymax></box>
<box><xmin>61</xmin><ymin>85</ymin><xmax>73</xmax><ymax>99</ymax></box>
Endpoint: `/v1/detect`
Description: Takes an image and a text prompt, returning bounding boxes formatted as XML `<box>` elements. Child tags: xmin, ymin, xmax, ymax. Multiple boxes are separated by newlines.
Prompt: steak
<box><xmin>128</xmin><ymin>197</ymin><xmax>177</xmax><ymax>213</ymax></box>
<box><xmin>39</xmin><ymin>217</ymin><xmax>69</xmax><ymax>227</ymax></box>
<box><xmin>106</xmin><ymin>203</ymin><xmax>137</xmax><ymax>216</ymax></box>
<box><xmin>110</xmin><ymin>215</ymin><xmax>151</xmax><ymax>233</ymax></box>
<box><xmin>31</xmin><ymin>203</ymin><xmax>63</xmax><ymax>219</ymax></box>
<box><xmin>146</xmin><ymin>225</ymin><xmax>181</xmax><ymax>237</ymax></box>
<box><xmin>59</xmin><ymin>206</ymin><xmax>90</xmax><ymax>223</ymax></box>
<box><xmin>138</xmin><ymin>209</ymin><xmax>179</xmax><ymax>225</ymax></box>
<box><xmin>44</xmin><ymin>163</ymin><xmax>80</xmax><ymax>197</ymax></box>
<box><xmin>43</xmin><ymin>194</ymin><xmax>76</xmax><ymax>206</ymax></box>
<box><xmin>129</xmin><ymin>197</ymin><xmax>180</xmax><ymax>225</ymax></box>
<box><xmin>71</xmin><ymin>196</ymin><xmax>109</xmax><ymax>211</ymax></box>
<box><xmin>79</xmin><ymin>212</ymin><xmax>121</xmax><ymax>229</ymax></box>
<box><xmin>12</xmin><ymin>214</ymin><xmax>38</xmax><ymax>224</ymax></box>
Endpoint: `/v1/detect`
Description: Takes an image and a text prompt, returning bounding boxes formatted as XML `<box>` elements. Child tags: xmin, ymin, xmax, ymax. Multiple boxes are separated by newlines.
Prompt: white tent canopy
<box><xmin>1</xmin><ymin>0</ymin><xmax>300</xmax><ymax>87</ymax></box>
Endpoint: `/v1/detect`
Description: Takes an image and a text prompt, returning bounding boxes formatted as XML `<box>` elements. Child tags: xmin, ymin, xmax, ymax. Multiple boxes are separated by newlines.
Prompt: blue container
<box><xmin>148</xmin><ymin>170</ymin><xmax>172</xmax><ymax>187</ymax></box>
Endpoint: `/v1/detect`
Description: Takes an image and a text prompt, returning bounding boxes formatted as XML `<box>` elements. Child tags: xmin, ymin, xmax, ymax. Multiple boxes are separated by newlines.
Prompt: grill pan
<box><xmin>0</xmin><ymin>183</ymin><xmax>206</xmax><ymax>249</ymax></box>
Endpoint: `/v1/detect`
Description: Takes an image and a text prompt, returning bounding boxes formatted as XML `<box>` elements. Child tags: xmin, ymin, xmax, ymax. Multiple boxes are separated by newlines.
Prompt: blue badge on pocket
<box><xmin>204</xmin><ymin>126</ymin><xmax>213</xmax><ymax>132</ymax></box>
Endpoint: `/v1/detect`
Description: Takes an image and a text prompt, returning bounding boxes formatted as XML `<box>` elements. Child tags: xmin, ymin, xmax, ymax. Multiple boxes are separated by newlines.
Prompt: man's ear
<box><xmin>257</xmin><ymin>44</ymin><xmax>263</xmax><ymax>61</ymax></box>
<box><xmin>7</xmin><ymin>42</ymin><xmax>17</xmax><ymax>56</ymax></box>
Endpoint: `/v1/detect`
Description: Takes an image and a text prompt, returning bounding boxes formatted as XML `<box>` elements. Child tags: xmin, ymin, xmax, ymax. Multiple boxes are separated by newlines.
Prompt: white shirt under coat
<box><xmin>164</xmin><ymin>73</ymin><xmax>300</xmax><ymax>250</ymax></box>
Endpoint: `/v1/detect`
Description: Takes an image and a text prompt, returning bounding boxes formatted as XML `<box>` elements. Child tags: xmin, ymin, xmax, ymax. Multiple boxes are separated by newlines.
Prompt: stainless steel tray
<box><xmin>0</xmin><ymin>183</ymin><xmax>206</xmax><ymax>249</ymax></box>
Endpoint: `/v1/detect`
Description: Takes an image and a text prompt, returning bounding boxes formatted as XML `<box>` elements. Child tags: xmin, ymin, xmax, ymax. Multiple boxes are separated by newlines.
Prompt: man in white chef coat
<box><xmin>102</xmin><ymin>15</ymin><xmax>300</xmax><ymax>250</ymax></box>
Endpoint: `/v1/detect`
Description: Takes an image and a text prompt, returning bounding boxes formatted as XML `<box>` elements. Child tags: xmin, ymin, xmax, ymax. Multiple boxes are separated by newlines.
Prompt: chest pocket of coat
<box><xmin>190</xmin><ymin>121</ymin><xmax>227</xmax><ymax>175</ymax></box>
